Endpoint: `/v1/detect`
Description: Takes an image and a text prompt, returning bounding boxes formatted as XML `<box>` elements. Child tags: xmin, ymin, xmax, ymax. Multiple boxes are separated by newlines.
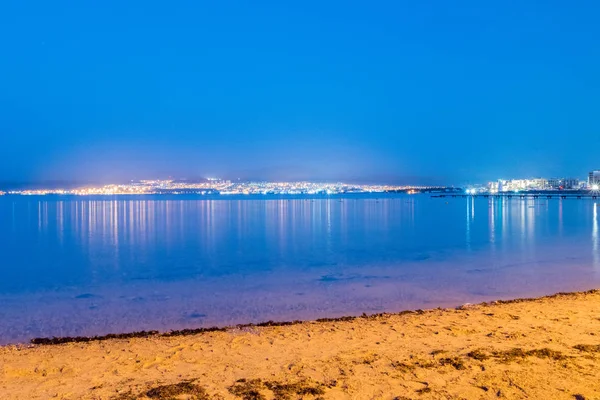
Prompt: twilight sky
<box><xmin>1</xmin><ymin>1</ymin><xmax>599</xmax><ymax>185</ymax></box>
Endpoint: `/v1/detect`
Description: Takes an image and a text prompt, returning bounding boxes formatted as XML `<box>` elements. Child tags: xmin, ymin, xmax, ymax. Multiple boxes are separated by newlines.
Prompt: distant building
<box><xmin>589</xmin><ymin>171</ymin><xmax>600</xmax><ymax>187</ymax></box>
<box><xmin>488</xmin><ymin>181</ymin><xmax>500</xmax><ymax>192</ymax></box>
<box><xmin>547</xmin><ymin>178</ymin><xmax>563</xmax><ymax>189</ymax></box>
<box><xmin>563</xmin><ymin>178</ymin><xmax>580</xmax><ymax>189</ymax></box>
<box><xmin>526</xmin><ymin>178</ymin><xmax>548</xmax><ymax>190</ymax></box>
<box><xmin>491</xmin><ymin>178</ymin><xmax>547</xmax><ymax>192</ymax></box>
<box><xmin>547</xmin><ymin>178</ymin><xmax>580</xmax><ymax>190</ymax></box>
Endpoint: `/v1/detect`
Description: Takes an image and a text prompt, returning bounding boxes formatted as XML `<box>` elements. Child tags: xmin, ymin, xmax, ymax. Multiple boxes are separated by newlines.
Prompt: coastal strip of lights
<box><xmin>4</xmin><ymin>180</ymin><xmax>444</xmax><ymax>196</ymax></box>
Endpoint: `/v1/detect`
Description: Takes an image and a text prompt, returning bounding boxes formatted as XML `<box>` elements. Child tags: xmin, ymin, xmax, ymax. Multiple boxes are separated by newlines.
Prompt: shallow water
<box><xmin>1</xmin><ymin>194</ymin><xmax>599</xmax><ymax>344</ymax></box>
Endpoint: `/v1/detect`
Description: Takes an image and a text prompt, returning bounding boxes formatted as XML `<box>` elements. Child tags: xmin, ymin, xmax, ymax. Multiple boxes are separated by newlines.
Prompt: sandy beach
<box><xmin>1</xmin><ymin>290</ymin><xmax>600</xmax><ymax>399</ymax></box>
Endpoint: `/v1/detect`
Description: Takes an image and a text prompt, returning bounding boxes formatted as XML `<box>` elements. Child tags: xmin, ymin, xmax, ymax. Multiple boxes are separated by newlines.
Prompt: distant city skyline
<box><xmin>2</xmin><ymin>168</ymin><xmax>600</xmax><ymax>191</ymax></box>
<box><xmin>4</xmin><ymin>167</ymin><xmax>600</xmax><ymax>195</ymax></box>
<box><xmin>2</xmin><ymin>178</ymin><xmax>449</xmax><ymax>196</ymax></box>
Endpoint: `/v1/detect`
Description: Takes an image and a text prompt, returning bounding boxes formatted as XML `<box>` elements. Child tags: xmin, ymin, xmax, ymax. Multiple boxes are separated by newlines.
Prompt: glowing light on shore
<box><xmin>5</xmin><ymin>180</ymin><xmax>450</xmax><ymax>196</ymax></box>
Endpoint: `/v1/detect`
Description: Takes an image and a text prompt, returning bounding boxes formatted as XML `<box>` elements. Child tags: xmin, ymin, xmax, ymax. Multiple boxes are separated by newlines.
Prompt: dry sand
<box><xmin>1</xmin><ymin>290</ymin><xmax>600</xmax><ymax>399</ymax></box>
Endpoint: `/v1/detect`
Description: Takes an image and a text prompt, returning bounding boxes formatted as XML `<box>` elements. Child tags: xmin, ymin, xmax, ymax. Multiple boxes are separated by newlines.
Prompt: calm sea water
<box><xmin>1</xmin><ymin>194</ymin><xmax>599</xmax><ymax>344</ymax></box>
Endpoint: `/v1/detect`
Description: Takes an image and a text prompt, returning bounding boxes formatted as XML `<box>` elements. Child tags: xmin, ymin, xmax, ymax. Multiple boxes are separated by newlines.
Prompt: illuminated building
<box><xmin>547</xmin><ymin>178</ymin><xmax>580</xmax><ymax>190</ymax></box>
<box><xmin>589</xmin><ymin>171</ymin><xmax>600</xmax><ymax>187</ymax></box>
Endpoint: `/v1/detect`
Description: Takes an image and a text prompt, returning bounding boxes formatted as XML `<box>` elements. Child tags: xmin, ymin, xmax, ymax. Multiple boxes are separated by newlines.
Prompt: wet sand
<box><xmin>1</xmin><ymin>290</ymin><xmax>600</xmax><ymax>399</ymax></box>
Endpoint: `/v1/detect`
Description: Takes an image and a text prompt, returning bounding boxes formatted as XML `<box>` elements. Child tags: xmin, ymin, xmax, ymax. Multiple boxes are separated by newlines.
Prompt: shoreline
<box><xmin>9</xmin><ymin>288</ymin><xmax>598</xmax><ymax>347</ymax></box>
<box><xmin>3</xmin><ymin>273</ymin><xmax>598</xmax><ymax>346</ymax></box>
<box><xmin>2</xmin><ymin>288</ymin><xmax>600</xmax><ymax>399</ymax></box>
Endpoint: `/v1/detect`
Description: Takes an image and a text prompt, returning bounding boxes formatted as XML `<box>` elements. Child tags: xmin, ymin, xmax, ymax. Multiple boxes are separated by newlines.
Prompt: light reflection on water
<box><xmin>1</xmin><ymin>194</ymin><xmax>600</xmax><ymax>343</ymax></box>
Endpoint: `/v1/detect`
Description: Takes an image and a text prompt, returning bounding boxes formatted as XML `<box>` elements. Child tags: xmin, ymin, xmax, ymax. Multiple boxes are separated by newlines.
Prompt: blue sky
<box><xmin>1</xmin><ymin>1</ymin><xmax>599</xmax><ymax>184</ymax></box>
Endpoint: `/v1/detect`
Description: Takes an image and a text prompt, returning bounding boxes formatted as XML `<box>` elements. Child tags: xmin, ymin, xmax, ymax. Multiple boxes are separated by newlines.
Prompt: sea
<box><xmin>1</xmin><ymin>193</ymin><xmax>599</xmax><ymax>344</ymax></box>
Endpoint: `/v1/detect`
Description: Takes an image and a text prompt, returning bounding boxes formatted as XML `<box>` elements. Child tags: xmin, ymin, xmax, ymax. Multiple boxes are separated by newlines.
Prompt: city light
<box><xmin>3</xmin><ymin>180</ymin><xmax>448</xmax><ymax>196</ymax></box>
<box><xmin>5</xmin><ymin>171</ymin><xmax>600</xmax><ymax>196</ymax></box>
